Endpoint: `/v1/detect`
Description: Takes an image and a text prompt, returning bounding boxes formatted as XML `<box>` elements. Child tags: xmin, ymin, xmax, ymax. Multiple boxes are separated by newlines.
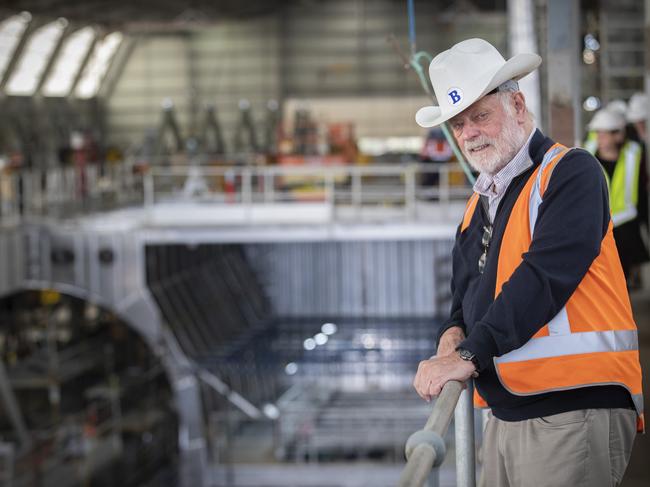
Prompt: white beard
<box><xmin>462</xmin><ymin>116</ymin><xmax>528</xmax><ymax>176</ymax></box>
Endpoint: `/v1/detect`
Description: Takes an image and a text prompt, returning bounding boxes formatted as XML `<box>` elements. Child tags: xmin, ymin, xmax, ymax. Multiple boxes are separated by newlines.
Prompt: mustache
<box><xmin>464</xmin><ymin>137</ymin><xmax>494</xmax><ymax>151</ymax></box>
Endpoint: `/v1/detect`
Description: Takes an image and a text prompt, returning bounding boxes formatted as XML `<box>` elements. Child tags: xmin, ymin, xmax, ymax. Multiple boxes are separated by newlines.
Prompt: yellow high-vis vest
<box><xmin>583</xmin><ymin>135</ymin><xmax>642</xmax><ymax>227</ymax></box>
<box><xmin>584</xmin><ymin>130</ymin><xmax>598</xmax><ymax>155</ymax></box>
<box><xmin>605</xmin><ymin>141</ymin><xmax>642</xmax><ymax>227</ymax></box>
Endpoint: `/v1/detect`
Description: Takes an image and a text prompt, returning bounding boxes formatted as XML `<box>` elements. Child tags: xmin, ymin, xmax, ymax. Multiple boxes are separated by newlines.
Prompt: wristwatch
<box><xmin>456</xmin><ymin>347</ymin><xmax>480</xmax><ymax>373</ymax></box>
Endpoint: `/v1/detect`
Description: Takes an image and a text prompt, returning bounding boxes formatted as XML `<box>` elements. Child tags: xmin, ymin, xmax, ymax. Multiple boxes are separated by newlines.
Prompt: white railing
<box><xmin>0</xmin><ymin>162</ymin><xmax>472</xmax><ymax>224</ymax></box>
<box><xmin>144</xmin><ymin>163</ymin><xmax>470</xmax><ymax>206</ymax></box>
<box><xmin>0</xmin><ymin>163</ymin><xmax>146</xmax><ymax>223</ymax></box>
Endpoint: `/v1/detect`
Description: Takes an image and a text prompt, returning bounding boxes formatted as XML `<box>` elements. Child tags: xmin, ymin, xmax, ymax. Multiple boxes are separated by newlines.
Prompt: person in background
<box><xmin>627</xmin><ymin>92</ymin><xmax>648</xmax><ymax>143</ymax></box>
<box><xmin>420</xmin><ymin>127</ymin><xmax>453</xmax><ymax>196</ymax></box>
<box><xmin>607</xmin><ymin>99</ymin><xmax>629</xmax><ymax>117</ymax></box>
<box><xmin>586</xmin><ymin>108</ymin><xmax>649</xmax><ymax>286</ymax></box>
<box><xmin>412</xmin><ymin>37</ymin><xmax>643</xmax><ymax>487</ymax></box>
<box><xmin>626</xmin><ymin>93</ymin><xmax>650</xmax><ymax>286</ymax></box>
<box><xmin>584</xmin><ymin>99</ymin><xmax>629</xmax><ymax>153</ymax></box>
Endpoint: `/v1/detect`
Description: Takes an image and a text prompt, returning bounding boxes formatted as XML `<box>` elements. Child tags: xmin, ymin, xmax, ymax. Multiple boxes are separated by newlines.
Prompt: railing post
<box><xmin>405</xmin><ymin>165</ymin><xmax>417</xmax><ymax>219</ymax></box>
<box><xmin>440</xmin><ymin>166</ymin><xmax>450</xmax><ymax>207</ymax></box>
<box><xmin>352</xmin><ymin>170</ymin><xmax>362</xmax><ymax>217</ymax></box>
<box><xmin>33</xmin><ymin>169</ymin><xmax>43</xmax><ymax>216</ymax></box>
<box><xmin>324</xmin><ymin>171</ymin><xmax>335</xmax><ymax>218</ymax></box>
<box><xmin>144</xmin><ymin>171</ymin><xmax>154</xmax><ymax>208</ymax></box>
<box><xmin>242</xmin><ymin>168</ymin><xmax>253</xmax><ymax>225</ymax></box>
<box><xmin>264</xmin><ymin>170</ymin><xmax>275</xmax><ymax>203</ymax></box>
<box><xmin>242</xmin><ymin>169</ymin><xmax>253</xmax><ymax>205</ymax></box>
<box><xmin>21</xmin><ymin>171</ymin><xmax>32</xmax><ymax>218</ymax></box>
<box><xmin>454</xmin><ymin>380</ymin><xmax>476</xmax><ymax>487</ymax></box>
<box><xmin>11</xmin><ymin>173</ymin><xmax>20</xmax><ymax>223</ymax></box>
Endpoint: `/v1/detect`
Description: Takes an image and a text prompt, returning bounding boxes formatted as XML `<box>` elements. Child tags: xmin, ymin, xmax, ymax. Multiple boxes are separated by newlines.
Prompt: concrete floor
<box><xmin>621</xmin><ymin>281</ymin><xmax>650</xmax><ymax>487</ymax></box>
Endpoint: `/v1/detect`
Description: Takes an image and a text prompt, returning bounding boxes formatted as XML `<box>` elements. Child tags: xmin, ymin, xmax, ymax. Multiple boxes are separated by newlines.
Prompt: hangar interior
<box><xmin>0</xmin><ymin>1</ymin><xmax>648</xmax><ymax>486</ymax></box>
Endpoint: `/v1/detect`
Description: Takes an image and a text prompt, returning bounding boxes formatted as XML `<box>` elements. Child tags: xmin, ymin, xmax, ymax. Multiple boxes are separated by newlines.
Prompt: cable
<box><xmin>404</xmin><ymin>1</ymin><xmax>476</xmax><ymax>185</ymax></box>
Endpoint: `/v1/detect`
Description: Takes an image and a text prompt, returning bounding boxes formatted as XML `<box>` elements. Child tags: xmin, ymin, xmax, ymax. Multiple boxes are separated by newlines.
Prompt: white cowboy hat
<box><xmin>588</xmin><ymin>108</ymin><xmax>625</xmax><ymax>132</ymax></box>
<box><xmin>627</xmin><ymin>92</ymin><xmax>648</xmax><ymax>123</ymax></box>
<box><xmin>415</xmin><ymin>38</ymin><xmax>541</xmax><ymax>128</ymax></box>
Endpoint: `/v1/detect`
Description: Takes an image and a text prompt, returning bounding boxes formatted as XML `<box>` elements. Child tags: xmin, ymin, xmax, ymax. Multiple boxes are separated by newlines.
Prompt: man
<box><xmin>412</xmin><ymin>38</ymin><xmax>644</xmax><ymax>487</ymax></box>
<box><xmin>585</xmin><ymin>108</ymin><xmax>649</xmax><ymax>284</ymax></box>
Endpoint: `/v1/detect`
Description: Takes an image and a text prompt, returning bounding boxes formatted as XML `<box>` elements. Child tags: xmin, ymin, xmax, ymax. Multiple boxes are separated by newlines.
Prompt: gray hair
<box><xmin>496</xmin><ymin>79</ymin><xmax>520</xmax><ymax>93</ymax></box>
<box><xmin>496</xmin><ymin>80</ymin><xmax>534</xmax><ymax>122</ymax></box>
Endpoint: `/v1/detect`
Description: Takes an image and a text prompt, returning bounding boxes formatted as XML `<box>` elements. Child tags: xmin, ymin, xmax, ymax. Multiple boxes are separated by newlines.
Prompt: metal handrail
<box><xmin>0</xmin><ymin>161</ymin><xmax>472</xmax><ymax>225</ymax></box>
<box><xmin>143</xmin><ymin>162</ymin><xmax>471</xmax><ymax>212</ymax></box>
<box><xmin>399</xmin><ymin>380</ymin><xmax>476</xmax><ymax>487</ymax></box>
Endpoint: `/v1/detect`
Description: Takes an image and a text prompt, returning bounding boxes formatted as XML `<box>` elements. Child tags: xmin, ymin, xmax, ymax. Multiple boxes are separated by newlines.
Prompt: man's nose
<box><xmin>460</xmin><ymin>122</ymin><xmax>481</xmax><ymax>142</ymax></box>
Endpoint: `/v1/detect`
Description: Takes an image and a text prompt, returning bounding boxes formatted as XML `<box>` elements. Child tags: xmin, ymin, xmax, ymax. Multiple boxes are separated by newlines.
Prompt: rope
<box><xmin>404</xmin><ymin>1</ymin><xmax>476</xmax><ymax>185</ymax></box>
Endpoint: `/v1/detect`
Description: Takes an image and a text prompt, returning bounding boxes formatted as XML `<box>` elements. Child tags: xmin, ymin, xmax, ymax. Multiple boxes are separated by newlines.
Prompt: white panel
<box><xmin>247</xmin><ymin>240</ymin><xmax>442</xmax><ymax>318</ymax></box>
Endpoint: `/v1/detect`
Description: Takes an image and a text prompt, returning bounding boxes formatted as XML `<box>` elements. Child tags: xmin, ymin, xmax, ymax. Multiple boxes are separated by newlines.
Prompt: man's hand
<box><xmin>413</xmin><ymin>352</ymin><xmax>476</xmax><ymax>402</ymax></box>
<box><xmin>436</xmin><ymin>326</ymin><xmax>466</xmax><ymax>356</ymax></box>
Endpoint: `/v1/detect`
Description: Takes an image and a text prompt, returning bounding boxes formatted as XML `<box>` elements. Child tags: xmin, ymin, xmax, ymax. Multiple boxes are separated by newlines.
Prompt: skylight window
<box><xmin>43</xmin><ymin>27</ymin><xmax>95</xmax><ymax>96</ymax></box>
<box><xmin>5</xmin><ymin>18</ymin><xmax>67</xmax><ymax>96</ymax></box>
<box><xmin>0</xmin><ymin>12</ymin><xmax>32</xmax><ymax>82</ymax></box>
<box><xmin>75</xmin><ymin>32</ymin><xmax>122</xmax><ymax>99</ymax></box>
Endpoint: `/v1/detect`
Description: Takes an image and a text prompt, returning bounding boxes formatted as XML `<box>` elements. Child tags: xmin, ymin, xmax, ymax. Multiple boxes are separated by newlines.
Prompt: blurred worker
<box><xmin>607</xmin><ymin>99</ymin><xmax>628</xmax><ymax>117</ymax></box>
<box><xmin>421</xmin><ymin>127</ymin><xmax>453</xmax><ymax>163</ymax></box>
<box><xmin>586</xmin><ymin>108</ymin><xmax>649</xmax><ymax>285</ymax></box>
<box><xmin>627</xmin><ymin>94</ymin><xmax>650</xmax><ymax>275</ymax></box>
<box><xmin>420</xmin><ymin>127</ymin><xmax>453</xmax><ymax>193</ymax></box>
<box><xmin>411</xmin><ymin>38</ymin><xmax>644</xmax><ymax>487</ymax></box>
<box><xmin>627</xmin><ymin>92</ymin><xmax>648</xmax><ymax>143</ymax></box>
<box><xmin>609</xmin><ymin>98</ymin><xmax>642</xmax><ymax>143</ymax></box>
<box><xmin>584</xmin><ymin>99</ymin><xmax>629</xmax><ymax>153</ymax></box>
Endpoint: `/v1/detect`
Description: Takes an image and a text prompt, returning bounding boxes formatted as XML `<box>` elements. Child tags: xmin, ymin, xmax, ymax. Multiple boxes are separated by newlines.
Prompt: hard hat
<box><xmin>606</xmin><ymin>99</ymin><xmax>628</xmax><ymax>116</ymax></box>
<box><xmin>415</xmin><ymin>38</ymin><xmax>541</xmax><ymax>128</ymax></box>
<box><xmin>588</xmin><ymin>109</ymin><xmax>626</xmax><ymax>132</ymax></box>
<box><xmin>627</xmin><ymin>92</ymin><xmax>648</xmax><ymax>123</ymax></box>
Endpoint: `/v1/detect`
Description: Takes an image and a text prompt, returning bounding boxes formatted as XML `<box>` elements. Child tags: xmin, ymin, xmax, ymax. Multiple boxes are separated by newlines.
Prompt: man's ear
<box><xmin>513</xmin><ymin>92</ymin><xmax>527</xmax><ymax>118</ymax></box>
<box><xmin>513</xmin><ymin>91</ymin><xmax>526</xmax><ymax>114</ymax></box>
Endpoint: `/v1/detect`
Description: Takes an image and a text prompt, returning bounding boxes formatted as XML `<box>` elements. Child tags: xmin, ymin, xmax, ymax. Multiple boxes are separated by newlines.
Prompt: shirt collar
<box><xmin>473</xmin><ymin>126</ymin><xmax>536</xmax><ymax>197</ymax></box>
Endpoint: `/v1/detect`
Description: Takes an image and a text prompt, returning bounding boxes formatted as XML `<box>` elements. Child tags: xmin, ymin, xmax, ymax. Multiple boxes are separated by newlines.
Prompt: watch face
<box><xmin>459</xmin><ymin>348</ymin><xmax>475</xmax><ymax>361</ymax></box>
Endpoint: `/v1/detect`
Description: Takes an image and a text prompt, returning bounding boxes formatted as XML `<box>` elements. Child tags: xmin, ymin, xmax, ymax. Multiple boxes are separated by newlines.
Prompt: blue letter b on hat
<box><xmin>447</xmin><ymin>88</ymin><xmax>463</xmax><ymax>105</ymax></box>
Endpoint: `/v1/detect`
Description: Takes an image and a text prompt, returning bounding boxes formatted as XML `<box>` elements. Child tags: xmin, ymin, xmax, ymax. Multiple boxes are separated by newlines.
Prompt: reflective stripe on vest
<box><xmin>609</xmin><ymin>141</ymin><xmax>642</xmax><ymax>227</ymax></box>
<box><xmin>495</xmin><ymin>329</ymin><xmax>638</xmax><ymax>363</ymax></box>
<box><xmin>479</xmin><ymin>143</ymin><xmax>644</xmax><ymax>431</ymax></box>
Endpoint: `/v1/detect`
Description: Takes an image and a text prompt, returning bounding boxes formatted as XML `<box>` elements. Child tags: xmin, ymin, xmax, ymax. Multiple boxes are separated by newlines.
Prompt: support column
<box><xmin>508</xmin><ymin>0</ymin><xmax>541</xmax><ymax>122</ymax></box>
<box><xmin>546</xmin><ymin>0</ymin><xmax>582</xmax><ymax>146</ymax></box>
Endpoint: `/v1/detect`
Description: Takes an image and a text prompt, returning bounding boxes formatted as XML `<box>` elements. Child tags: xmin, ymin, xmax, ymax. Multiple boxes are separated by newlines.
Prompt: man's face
<box><xmin>596</xmin><ymin>129</ymin><xmax>624</xmax><ymax>154</ymax></box>
<box><xmin>448</xmin><ymin>92</ymin><xmax>527</xmax><ymax>175</ymax></box>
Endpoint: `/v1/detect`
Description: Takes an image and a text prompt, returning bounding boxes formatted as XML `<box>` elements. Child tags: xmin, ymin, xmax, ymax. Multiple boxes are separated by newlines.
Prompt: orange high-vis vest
<box><xmin>460</xmin><ymin>143</ymin><xmax>645</xmax><ymax>432</ymax></box>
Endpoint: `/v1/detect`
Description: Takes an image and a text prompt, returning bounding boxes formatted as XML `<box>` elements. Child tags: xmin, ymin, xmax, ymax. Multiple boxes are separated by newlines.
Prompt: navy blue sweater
<box><xmin>439</xmin><ymin>129</ymin><xmax>633</xmax><ymax>421</ymax></box>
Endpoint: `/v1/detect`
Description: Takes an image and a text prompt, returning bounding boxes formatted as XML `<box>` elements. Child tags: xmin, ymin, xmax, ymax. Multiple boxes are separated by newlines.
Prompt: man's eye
<box><xmin>451</xmin><ymin>122</ymin><xmax>463</xmax><ymax>131</ymax></box>
<box><xmin>476</xmin><ymin>112</ymin><xmax>489</xmax><ymax>121</ymax></box>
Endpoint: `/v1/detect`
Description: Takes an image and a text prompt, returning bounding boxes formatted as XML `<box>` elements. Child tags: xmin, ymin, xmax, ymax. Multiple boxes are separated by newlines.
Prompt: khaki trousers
<box><xmin>479</xmin><ymin>408</ymin><xmax>637</xmax><ymax>487</ymax></box>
